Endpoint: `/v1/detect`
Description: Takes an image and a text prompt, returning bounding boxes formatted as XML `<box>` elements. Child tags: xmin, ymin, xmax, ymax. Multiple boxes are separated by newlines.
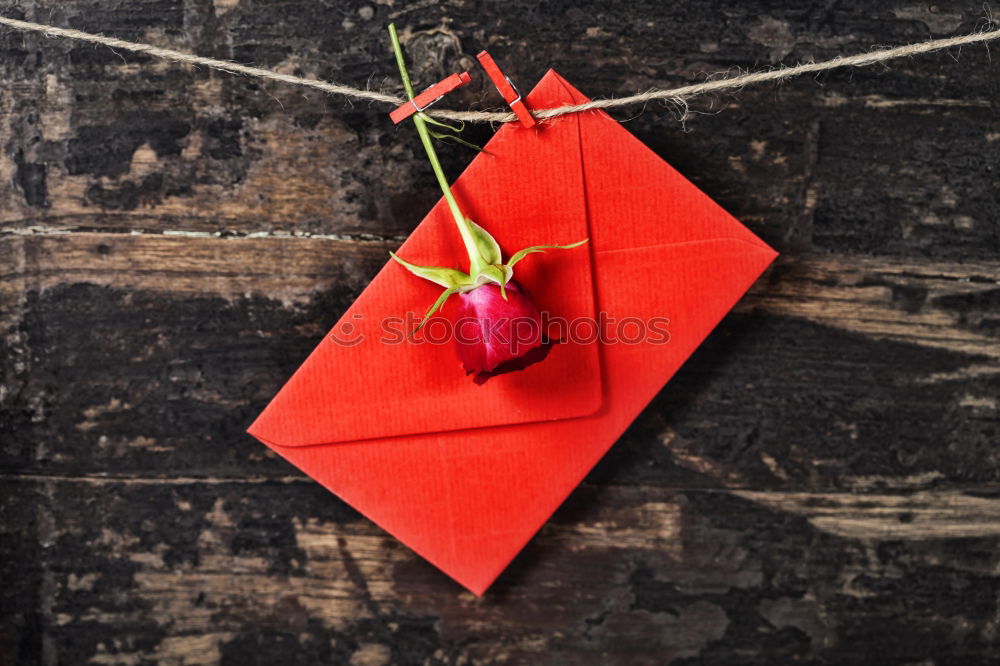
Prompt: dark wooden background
<box><xmin>2</xmin><ymin>1</ymin><xmax>998</xmax><ymax>664</ymax></box>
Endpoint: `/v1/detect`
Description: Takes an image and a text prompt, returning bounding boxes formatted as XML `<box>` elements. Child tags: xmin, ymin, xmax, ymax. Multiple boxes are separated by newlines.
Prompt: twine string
<box><xmin>0</xmin><ymin>15</ymin><xmax>997</xmax><ymax>123</ymax></box>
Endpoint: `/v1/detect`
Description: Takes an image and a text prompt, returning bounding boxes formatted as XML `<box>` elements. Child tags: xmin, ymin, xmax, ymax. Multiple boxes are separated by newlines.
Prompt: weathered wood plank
<box><xmin>3</xmin><ymin>232</ymin><xmax>997</xmax><ymax>353</ymax></box>
<box><xmin>0</xmin><ymin>2</ymin><xmax>996</xmax><ymax>256</ymax></box>
<box><xmin>2</xmin><ymin>232</ymin><xmax>997</xmax><ymax>488</ymax></box>
<box><xmin>5</xmin><ymin>478</ymin><xmax>1000</xmax><ymax>664</ymax></box>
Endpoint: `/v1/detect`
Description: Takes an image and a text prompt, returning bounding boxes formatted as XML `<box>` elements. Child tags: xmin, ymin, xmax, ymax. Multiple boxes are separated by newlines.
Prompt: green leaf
<box><xmin>506</xmin><ymin>239</ymin><xmax>589</xmax><ymax>270</ymax></box>
<box><xmin>467</xmin><ymin>217</ymin><xmax>503</xmax><ymax>266</ymax></box>
<box><xmin>427</xmin><ymin>129</ymin><xmax>484</xmax><ymax>152</ymax></box>
<box><xmin>390</xmin><ymin>252</ymin><xmax>471</xmax><ymax>289</ymax></box>
<box><xmin>419</xmin><ymin>112</ymin><xmax>464</xmax><ymax>134</ymax></box>
<box><xmin>421</xmin><ymin>114</ymin><xmax>484</xmax><ymax>151</ymax></box>
<box><xmin>412</xmin><ymin>286</ymin><xmax>458</xmax><ymax>336</ymax></box>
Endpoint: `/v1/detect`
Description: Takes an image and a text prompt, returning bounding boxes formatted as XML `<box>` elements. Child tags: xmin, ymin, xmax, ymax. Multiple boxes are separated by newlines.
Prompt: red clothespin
<box><xmin>476</xmin><ymin>51</ymin><xmax>535</xmax><ymax>128</ymax></box>
<box><xmin>389</xmin><ymin>72</ymin><xmax>472</xmax><ymax>124</ymax></box>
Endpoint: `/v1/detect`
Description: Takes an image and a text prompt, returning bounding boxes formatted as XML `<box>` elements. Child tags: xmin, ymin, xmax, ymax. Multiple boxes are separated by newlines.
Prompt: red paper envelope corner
<box><xmin>248</xmin><ymin>70</ymin><xmax>777</xmax><ymax>595</ymax></box>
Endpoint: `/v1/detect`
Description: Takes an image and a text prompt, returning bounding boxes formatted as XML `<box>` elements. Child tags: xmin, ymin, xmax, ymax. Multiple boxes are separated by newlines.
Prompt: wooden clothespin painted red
<box><xmin>389</xmin><ymin>71</ymin><xmax>472</xmax><ymax>124</ymax></box>
<box><xmin>476</xmin><ymin>51</ymin><xmax>535</xmax><ymax>128</ymax></box>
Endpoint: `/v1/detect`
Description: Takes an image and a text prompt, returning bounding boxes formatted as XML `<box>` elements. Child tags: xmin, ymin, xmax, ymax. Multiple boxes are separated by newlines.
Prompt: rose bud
<box><xmin>388</xmin><ymin>27</ymin><xmax>587</xmax><ymax>384</ymax></box>
<box><xmin>453</xmin><ymin>280</ymin><xmax>551</xmax><ymax>385</ymax></box>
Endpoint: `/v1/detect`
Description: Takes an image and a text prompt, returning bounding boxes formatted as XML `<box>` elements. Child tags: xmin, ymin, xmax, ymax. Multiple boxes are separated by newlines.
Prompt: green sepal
<box><xmin>467</xmin><ymin>217</ymin><xmax>503</xmax><ymax>267</ymax></box>
<box><xmin>411</xmin><ymin>286</ymin><xmax>459</xmax><ymax>337</ymax></box>
<box><xmin>506</xmin><ymin>239</ymin><xmax>589</xmax><ymax>271</ymax></box>
<box><xmin>468</xmin><ymin>264</ymin><xmax>509</xmax><ymax>298</ymax></box>
<box><xmin>389</xmin><ymin>251</ymin><xmax>472</xmax><ymax>289</ymax></box>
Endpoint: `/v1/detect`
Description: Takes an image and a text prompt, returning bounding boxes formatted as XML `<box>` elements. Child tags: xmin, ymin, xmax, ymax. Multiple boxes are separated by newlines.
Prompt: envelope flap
<box><xmin>249</xmin><ymin>72</ymin><xmax>603</xmax><ymax>448</ymax></box>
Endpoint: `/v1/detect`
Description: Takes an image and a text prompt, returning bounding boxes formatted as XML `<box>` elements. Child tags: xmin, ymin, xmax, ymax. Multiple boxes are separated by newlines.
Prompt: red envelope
<box><xmin>249</xmin><ymin>71</ymin><xmax>776</xmax><ymax>595</ymax></box>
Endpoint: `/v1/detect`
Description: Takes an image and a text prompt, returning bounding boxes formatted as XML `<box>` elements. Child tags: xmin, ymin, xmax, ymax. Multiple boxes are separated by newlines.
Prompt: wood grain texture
<box><xmin>1</xmin><ymin>1</ymin><xmax>998</xmax><ymax>664</ymax></box>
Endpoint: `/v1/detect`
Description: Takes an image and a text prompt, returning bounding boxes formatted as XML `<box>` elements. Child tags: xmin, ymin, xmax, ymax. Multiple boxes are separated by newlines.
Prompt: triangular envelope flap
<box><xmin>249</xmin><ymin>71</ymin><xmax>602</xmax><ymax>449</ymax></box>
<box><xmin>266</xmin><ymin>240</ymin><xmax>776</xmax><ymax>596</ymax></box>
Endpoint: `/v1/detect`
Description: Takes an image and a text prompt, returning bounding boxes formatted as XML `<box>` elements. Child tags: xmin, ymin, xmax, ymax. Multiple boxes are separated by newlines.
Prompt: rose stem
<box><xmin>388</xmin><ymin>24</ymin><xmax>484</xmax><ymax>272</ymax></box>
